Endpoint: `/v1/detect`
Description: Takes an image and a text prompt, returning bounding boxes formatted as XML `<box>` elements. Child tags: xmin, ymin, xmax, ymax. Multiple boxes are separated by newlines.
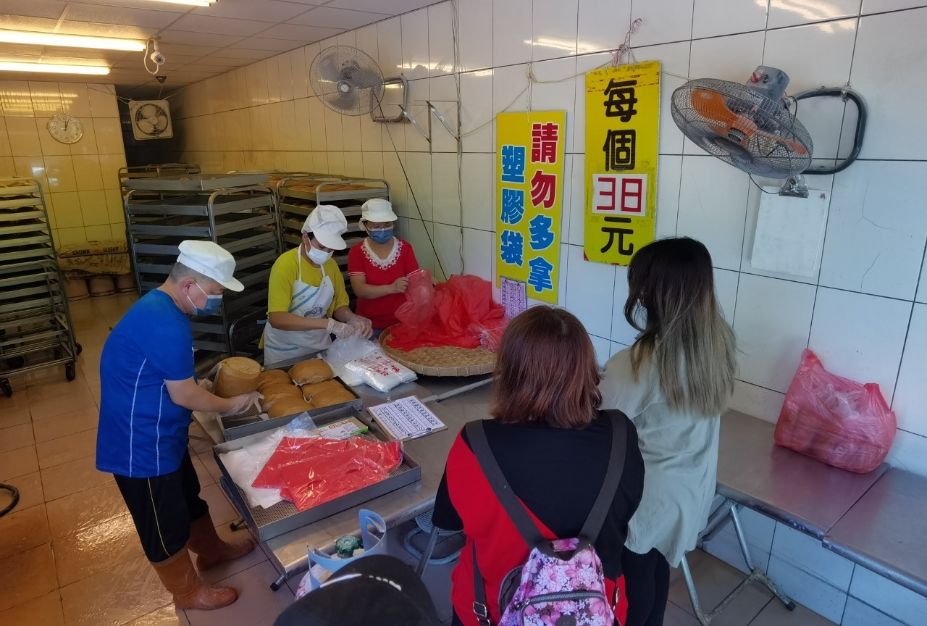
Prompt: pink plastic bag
<box><xmin>774</xmin><ymin>349</ymin><xmax>896</xmax><ymax>473</ymax></box>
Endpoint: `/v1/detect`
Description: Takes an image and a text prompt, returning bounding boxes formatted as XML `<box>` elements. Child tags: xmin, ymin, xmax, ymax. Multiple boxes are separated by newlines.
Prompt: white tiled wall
<box><xmin>175</xmin><ymin>4</ymin><xmax>927</xmax><ymax>619</ymax></box>
<box><xmin>175</xmin><ymin>0</ymin><xmax>927</xmax><ymax>475</ymax></box>
<box><xmin>0</xmin><ymin>81</ymin><xmax>127</xmax><ymax>247</ymax></box>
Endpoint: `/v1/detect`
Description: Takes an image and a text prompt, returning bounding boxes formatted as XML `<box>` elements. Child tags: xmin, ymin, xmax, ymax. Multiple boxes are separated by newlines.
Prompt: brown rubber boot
<box><xmin>188</xmin><ymin>513</ymin><xmax>256</xmax><ymax>572</ymax></box>
<box><xmin>152</xmin><ymin>547</ymin><xmax>238</xmax><ymax>610</ymax></box>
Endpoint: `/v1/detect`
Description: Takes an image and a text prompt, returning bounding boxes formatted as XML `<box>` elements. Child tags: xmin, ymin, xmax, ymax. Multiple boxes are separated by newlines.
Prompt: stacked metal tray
<box><xmin>0</xmin><ymin>178</ymin><xmax>80</xmax><ymax>396</ymax></box>
<box><xmin>122</xmin><ymin>173</ymin><xmax>278</xmax><ymax>363</ymax></box>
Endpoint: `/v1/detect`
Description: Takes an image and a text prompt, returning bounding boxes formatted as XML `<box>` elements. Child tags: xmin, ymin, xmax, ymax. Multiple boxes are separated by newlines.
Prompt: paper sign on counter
<box><xmin>367</xmin><ymin>396</ymin><xmax>447</xmax><ymax>441</ymax></box>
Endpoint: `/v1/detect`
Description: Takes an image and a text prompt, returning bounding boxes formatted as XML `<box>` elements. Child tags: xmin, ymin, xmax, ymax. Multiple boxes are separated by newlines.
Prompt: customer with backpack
<box><xmin>432</xmin><ymin>306</ymin><xmax>645</xmax><ymax>626</ymax></box>
<box><xmin>600</xmin><ymin>238</ymin><xmax>737</xmax><ymax>626</ymax></box>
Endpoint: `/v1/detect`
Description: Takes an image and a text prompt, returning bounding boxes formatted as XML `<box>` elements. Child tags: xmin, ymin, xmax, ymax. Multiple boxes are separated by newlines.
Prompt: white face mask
<box><xmin>306</xmin><ymin>242</ymin><xmax>332</xmax><ymax>265</ymax></box>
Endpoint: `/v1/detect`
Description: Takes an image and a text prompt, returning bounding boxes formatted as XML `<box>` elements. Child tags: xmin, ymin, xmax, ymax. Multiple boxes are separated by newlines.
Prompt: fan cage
<box><xmin>309</xmin><ymin>46</ymin><xmax>385</xmax><ymax>116</ymax></box>
<box><xmin>671</xmin><ymin>78</ymin><xmax>813</xmax><ymax>178</ymax></box>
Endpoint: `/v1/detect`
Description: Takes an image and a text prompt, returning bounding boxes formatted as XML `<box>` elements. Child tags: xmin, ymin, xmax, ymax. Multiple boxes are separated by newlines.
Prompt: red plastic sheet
<box><xmin>251</xmin><ymin>437</ymin><xmax>403</xmax><ymax>511</ymax></box>
<box><xmin>386</xmin><ymin>270</ymin><xmax>507</xmax><ymax>351</ymax></box>
<box><xmin>774</xmin><ymin>349</ymin><xmax>896</xmax><ymax>474</ymax></box>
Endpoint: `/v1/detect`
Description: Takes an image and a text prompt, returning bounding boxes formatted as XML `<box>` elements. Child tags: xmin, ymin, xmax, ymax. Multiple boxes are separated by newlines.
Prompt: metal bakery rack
<box><xmin>0</xmin><ymin>178</ymin><xmax>80</xmax><ymax>397</ymax></box>
<box><xmin>122</xmin><ymin>173</ymin><xmax>278</xmax><ymax>369</ymax></box>
<box><xmin>275</xmin><ymin>176</ymin><xmax>390</xmax><ymax>298</ymax></box>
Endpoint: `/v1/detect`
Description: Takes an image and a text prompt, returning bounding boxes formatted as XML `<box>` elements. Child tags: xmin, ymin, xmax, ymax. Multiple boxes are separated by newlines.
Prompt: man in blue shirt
<box><xmin>97</xmin><ymin>240</ymin><xmax>260</xmax><ymax>611</ymax></box>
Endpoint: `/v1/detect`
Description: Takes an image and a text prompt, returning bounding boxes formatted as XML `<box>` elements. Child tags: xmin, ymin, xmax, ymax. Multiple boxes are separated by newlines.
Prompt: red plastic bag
<box><xmin>388</xmin><ymin>271</ymin><xmax>507</xmax><ymax>351</ymax></box>
<box><xmin>774</xmin><ymin>349</ymin><xmax>896</xmax><ymax>473</ymax></box>
<box><xmin>252</xmin><ymin>436</ymin><xmax>403</xmax><ymax>511</ymax></box>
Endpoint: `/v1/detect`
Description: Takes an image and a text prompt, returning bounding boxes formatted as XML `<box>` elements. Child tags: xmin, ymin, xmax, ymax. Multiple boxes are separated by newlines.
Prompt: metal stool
<box><xmin>403</xmin><ymin>511</ymin><xmax>463</xmax><ymax>575</ymax></box>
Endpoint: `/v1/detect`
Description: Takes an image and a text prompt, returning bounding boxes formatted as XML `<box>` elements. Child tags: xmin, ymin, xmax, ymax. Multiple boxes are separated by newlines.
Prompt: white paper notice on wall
<box><xmin>751</xmin><ymin>187</ymin><xmax>829</xmax><ymax>278</ymax></box>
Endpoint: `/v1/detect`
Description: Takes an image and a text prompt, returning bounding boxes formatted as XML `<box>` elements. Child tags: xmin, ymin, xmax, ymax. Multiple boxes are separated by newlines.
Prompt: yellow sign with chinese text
<box><xmin>584</xmin><ymin>61</ymin><xmax>660</xmax><ymax>265</ymax></box>
<box><xmin>495</xmin><ymin>110</ymin><xmax>566</xmax><ymax>304</ymax></box>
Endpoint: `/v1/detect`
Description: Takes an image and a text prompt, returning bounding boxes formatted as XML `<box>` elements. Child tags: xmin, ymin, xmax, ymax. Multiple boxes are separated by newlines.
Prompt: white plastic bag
<box><xmin>344</xmin><ymin>352</ymin><xmax>417</xmax><ymax>393</ymax></box>
<box><xmin>324</xmin><ymin>336</ymin><xmax>381</xmax><ymax>386</ymax></box>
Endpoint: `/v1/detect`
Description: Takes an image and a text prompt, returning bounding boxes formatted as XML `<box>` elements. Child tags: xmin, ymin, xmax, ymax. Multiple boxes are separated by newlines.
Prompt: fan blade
<box><xmin>348</xmin><ymin>65</ymin><xmax>383</xmax><ymax>89</ymax></box>
<box><xmin>319</xmin><ymin>53</ymin><xmax>341</xmax><ymax>82</ymax></box>
<box><xmin>324</xmin><ymin>90</ymin><xmax>359</xmax><ymax>112</ymax></box>
<box><xmin>752</xmin><ymin>129</ymin><xmax>810</xmax><ymax>157</ymax></box>
<box><xmin>138</xmin><ymin>120</ymin><xmax>154</xmax><ymax>133</ymax></box>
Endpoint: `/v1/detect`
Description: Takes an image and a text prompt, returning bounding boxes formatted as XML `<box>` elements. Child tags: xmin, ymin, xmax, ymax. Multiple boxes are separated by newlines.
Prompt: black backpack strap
<box><xmin>579</xmin><ymin>410</ymin><xmax>628</xmax><ymax>542</ymax></box>
<box><xmin>465</xmin><ymin>420</ymin><xmax>544</xmax><ymax>545</ymax></box>
<box><xmin>465</xmin><ymin>419</ymin><xmax>543</xmax><ymax>626</ymax></box>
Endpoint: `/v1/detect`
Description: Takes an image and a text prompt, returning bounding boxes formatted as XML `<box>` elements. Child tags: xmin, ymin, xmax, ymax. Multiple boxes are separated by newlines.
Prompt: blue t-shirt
<box><xmin>96</xmin><ymin>290</ymin><xmax>196</xmax><ymax>478</ymax></box>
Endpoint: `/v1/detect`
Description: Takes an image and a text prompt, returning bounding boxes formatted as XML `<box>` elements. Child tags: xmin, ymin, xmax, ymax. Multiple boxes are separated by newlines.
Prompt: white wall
<box><xmin>175</xmin><ymin>5</ymin><xmax>927</xmax><ymax>619</ymax></box>
<box><xmin>175</xmin><ymin>0</ymin><xmax>927</xmax><ymax>481</ymax></box>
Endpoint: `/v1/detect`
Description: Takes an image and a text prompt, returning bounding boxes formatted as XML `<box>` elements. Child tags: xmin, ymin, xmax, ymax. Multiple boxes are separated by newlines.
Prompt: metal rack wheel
<box><xmin>76</xmin><ymin>343</ymin><xmax>83</xmax><ymax>355</ymax></box>
<box><xmin>0</xmin><ymin>379</ymin><xmax>11</xmax><ymax>397</ymax></box>
<box><xmin>65</xmin><ymin>362</ymin><xmax>76</xmax><ymax>381</ymax></box>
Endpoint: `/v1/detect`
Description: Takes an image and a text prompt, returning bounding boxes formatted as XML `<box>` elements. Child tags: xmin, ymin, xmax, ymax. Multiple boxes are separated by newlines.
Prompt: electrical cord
<box><xmin>0</xmin><ymin>482</ymin><xmax>20</xmax><ymax>517</ymax></box>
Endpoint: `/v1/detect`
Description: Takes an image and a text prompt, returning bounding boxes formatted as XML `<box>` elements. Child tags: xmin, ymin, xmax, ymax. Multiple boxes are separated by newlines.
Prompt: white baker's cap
<box><xmin>360</xmin><ymin>198</ymin><xmax>398</xmax><ymax>227</ymax></box>
<box><xmin>176</xmin><ymin>240</ymin><xmax>244</xmax><ymax>292</ymax></box>
<box><xmin>302</xmin><ymin>204</ymin><xmax>348</xmax><ymax>250</ymax></box>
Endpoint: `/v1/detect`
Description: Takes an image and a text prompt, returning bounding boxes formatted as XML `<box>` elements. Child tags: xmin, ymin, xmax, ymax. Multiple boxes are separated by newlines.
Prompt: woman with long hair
<box><xmin>600</xmin><ymin>237</ymin><xmax>737</xmax><ymax>626</ymax></box>
<box><xmin>433</xmin><ymin>306</ymin><xmax>645</xmax><ymax>626</ymax></box>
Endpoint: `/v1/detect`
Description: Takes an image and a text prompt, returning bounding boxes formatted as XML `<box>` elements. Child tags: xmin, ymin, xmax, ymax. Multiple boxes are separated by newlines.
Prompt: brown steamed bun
<box><xmin>259</xmin><ymin>383</ymin><xmax>302</xmax><ymax>412</ymax></box>
<box><xmin>300</xmin><ymin>379</ymin><xmax>345</xmax><ymax>403</ymax></box>
<box><xmin>266</xmin><ymin>397</ymin><xmax>314</xmax><ymax>419</ymax></box>
<box><xmin>288</xmin><ymin>359</ymin><xmax>334</xmax><ymax>385</ymax></box>
<box><xmin>309</xmin><ymin>386</ymin><xmax>356</xmax><ymax>409</ymax></box>
<box><xmin>214</xmin><ymin>357</ymin><xmax>261</xmax><ymax>397</ymax></box>
<box><xmin>257</xmin><ymin>369</ymin><xmax>292</xmax><ymax>391</ymax></box>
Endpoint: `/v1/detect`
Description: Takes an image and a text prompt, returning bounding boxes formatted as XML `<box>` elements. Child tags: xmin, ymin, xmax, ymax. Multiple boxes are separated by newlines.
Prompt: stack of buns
<box><xmin>250</xmin><ymin>358</ymin><xmax>355</xmax><ymax>418</ymax></box>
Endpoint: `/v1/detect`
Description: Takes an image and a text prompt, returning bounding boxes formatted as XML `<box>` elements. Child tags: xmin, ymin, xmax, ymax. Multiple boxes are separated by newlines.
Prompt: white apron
<box><xmin>263</xmin><ymin>245</ymin><xmax>335</xmax><ymax>365</ymax></box>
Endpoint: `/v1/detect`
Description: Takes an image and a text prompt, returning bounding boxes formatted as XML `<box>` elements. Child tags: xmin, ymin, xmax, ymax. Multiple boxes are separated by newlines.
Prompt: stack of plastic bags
<box><xmin>385</xmin><ymin>270</ymin><xmax>507</xmax><ymax>351</ymax></box>
<box><xmin>251</xmin><ymin>436</ymin><xmax>402</xmax><ymax>511</ymax></box>
<box><xmin>218</xmin><ymin>416</ymin><xmax>403</xmax><ymax>511</ymax></box>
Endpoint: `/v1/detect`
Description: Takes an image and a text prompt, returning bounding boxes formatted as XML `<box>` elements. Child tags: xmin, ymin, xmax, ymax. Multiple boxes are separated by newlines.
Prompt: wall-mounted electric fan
<box><xmin>672</xmin><ymin>66</ymin><xmax>866</xmax><ymax>191</ymax></box>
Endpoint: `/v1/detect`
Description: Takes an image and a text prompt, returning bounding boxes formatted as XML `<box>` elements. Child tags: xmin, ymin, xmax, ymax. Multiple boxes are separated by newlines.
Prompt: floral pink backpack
<box><xmin>465</xmin><ymin>412</ymin><xmax>627</xmax><ymax>626</ymax></box>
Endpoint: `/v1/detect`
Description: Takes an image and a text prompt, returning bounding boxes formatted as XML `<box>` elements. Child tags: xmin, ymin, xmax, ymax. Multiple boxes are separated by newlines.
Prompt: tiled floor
<box><xmin>0</xmin><ymin>293</ymin><xmax>835</xmax><ymax>625</ymax></box>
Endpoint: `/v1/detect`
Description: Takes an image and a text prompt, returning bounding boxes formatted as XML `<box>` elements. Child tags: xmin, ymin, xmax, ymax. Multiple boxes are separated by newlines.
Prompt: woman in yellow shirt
<box><xmin>262</xmin><ymin>205</ymin><xmax>372</xmax><ymax>365</ymax></box>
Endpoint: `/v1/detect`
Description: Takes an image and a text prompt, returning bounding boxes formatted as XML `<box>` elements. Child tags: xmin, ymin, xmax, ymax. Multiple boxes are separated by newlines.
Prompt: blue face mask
<box><xmin>187</xmin><ymin>282</ymin><xmax>222</xmax><ymax>316</ymax></box>
<box><xmin>368</xmin><ymin>227</ymin><xmax>394</xmax><ymax>244</ymax></box>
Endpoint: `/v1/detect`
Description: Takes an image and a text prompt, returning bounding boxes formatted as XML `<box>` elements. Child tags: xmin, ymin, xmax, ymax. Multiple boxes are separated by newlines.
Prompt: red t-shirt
<box><xmin>347</xmin><ymin>238</ymin><xmax>419</xmax><ymax>330</ymax></box>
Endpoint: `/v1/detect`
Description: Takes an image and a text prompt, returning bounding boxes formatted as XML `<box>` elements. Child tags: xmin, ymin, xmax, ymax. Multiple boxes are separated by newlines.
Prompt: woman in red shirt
<box><xmin>347</xmin><ymin>198</ymin><xmax>419</xmax><ymax>333</ymax></box>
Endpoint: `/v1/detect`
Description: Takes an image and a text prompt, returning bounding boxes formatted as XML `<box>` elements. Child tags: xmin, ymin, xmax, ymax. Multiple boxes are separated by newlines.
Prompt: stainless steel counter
<box><xmin>263</xmin><ymin>388</ymin><xmax>491</xmax><ymax>580</ymax></box>
<box><xmin>717</xmin><ymin>410</ymin><xmax>889</xmax><ymax>538</ymax></box>
<box><xmin>192</xmin><ymin>373</ymin><xmax>493</xmax><ymax>446</ymax></box>
<box><xmin>203</xmin><ymin>374</ymin><xmax>493</xmax><ymax>586</ymax></box>
<box><xmin>823</xmin><ymin>469</ymin><xmax>927</xmax><ymax>597</ymax></box>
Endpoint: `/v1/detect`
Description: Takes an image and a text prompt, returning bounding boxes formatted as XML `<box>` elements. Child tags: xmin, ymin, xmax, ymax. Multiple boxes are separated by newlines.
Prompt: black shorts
<box><xmin>114</xmin><ymin>451</ymin><xmax>210</xmax><ymax>563</ymax></box>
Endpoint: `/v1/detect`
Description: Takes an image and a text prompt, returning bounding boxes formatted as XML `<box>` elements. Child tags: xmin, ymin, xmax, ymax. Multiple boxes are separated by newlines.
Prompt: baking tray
<box><xmin>122</xmin><ymin>173</ymin><xmax>268</xmax><ymax>191</ymax></box>
<box><xmin>213</xmin><ymin>407</ymin><xmax>421</xmax><ymax>542</ymax></box>
<box><xmin>208</xmin><ymin>360</ymin><xmax>364</xmax><ymax>440</ymax></box>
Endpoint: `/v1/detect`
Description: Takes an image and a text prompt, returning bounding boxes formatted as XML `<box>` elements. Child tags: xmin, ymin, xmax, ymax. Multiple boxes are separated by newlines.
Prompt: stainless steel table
<box><xmin>823</xmin><ymin>469</ymin><xmax>927</xmax><ymax>597</ymax></box>
<box><xmin>717</xmin><ymin>410</ymin><xmax>889</xmax><ymax>538</ymax></box>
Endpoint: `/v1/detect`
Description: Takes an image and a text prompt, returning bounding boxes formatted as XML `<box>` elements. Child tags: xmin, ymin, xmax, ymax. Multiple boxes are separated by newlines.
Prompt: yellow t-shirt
<box><xmin>266</xmin><ymin>247</ymin><xmax>349</xmax><ymax>316</ymax></box>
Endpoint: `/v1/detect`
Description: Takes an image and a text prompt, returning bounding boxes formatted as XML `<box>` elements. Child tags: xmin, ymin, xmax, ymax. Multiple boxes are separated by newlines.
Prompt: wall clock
<box><xmin>47</xmin><ymin>113</ymin><xmax>83</xmax><ymax>144</ymax></box>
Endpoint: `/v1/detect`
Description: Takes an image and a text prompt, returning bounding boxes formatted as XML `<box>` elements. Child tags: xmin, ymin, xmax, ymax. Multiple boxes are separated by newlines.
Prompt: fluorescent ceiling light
<box><xmin>0</xmin><ymin>30</ymin><xmax>145</xmax><ymax>52</ymax></box>
<box><xmin>0</xmin><ymin>61</ymin><xmax>110</xmax><ymax>76</ymax></box>
<box><xmin>138</xmin><ymin>0</ymin><xmax>218</xmax><ymax>6</ymax></box>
